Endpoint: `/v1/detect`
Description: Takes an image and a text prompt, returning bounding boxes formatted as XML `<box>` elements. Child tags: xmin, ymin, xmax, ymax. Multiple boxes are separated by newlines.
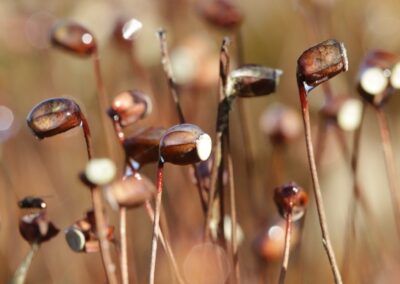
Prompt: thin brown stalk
<box><xmin>157</xmin><ymin>29</ymin><xmax>207</xmax><ymax>212</ymax></box>
<box><xmin>92</xmin><ymin>188</ymin><xmax>119</xmax><ymax>284</ymax></box>
<box><xmin>120</xmin><ymin>207</ymin><xmax>130</xmax><ymax>284</ymax></box>
<box><xmin>8</xmin><ymin>242</ymin><xmax>40</xmax><ymax>284</ymax></box>
<box><xmin>81</xmin><ymin>114</ymin><xmax>93</xmax><ymax>160</ymax></box>
<box><xmin>145</xmin><ymin>201</ymin><xmax>185</xmax><ymax>284</ymax></box>
<box><xmin>157</xmin><ymin>29</ymin><xmax>185</xmax><ymax>124</ymax></box>
<box><xmin>149</xmin><ymin>162</ymin><xmax>164</xmax><ymax>284</ymax></box>
<box><xmin>82</xmin><ymin>116</ymin><xmax>118</xmax><ymax>284</ymax></box>
<box><xmin>375</xmin><ymin>107</ymin><xmax>400</xmax><ymax>237</ymax></box>
<box><xmin>234</xmin><ymin>29</ymin><xmax>255</xmax><ymax>208</ymax></box>
<box><xmin>225</xmin><ymin>130</ymin><xmax>240</xmax><ymax>283</ymax></box>
<box><xmin>204</xmin><ymin>132</ymin><xmax>223</xmax><ymax>241</ymax></box>
<box><xmin>278</xmin><ymin>214</ymin><xmax>292</xmax><ymax>284</ymax></box>
<box><xmin>204</xmin><ymin>37</ymin><xmax>231</xmax><ymax>241</ymax></box>
<box><xmin>298</xmin><ymin>84</ymin><xmax>342</xmax><ymax>284</ymax></box>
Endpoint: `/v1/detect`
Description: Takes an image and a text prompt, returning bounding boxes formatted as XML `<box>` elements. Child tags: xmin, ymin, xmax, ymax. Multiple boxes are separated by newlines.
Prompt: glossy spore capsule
<box><xmin>274</xmin><ymin>182</ymin><xmax>308</xmax><ymax>221</ymax></box>
<box><xmin>108</xmin><ymin>90</ymin><xmax>152</xmax><ymax>127</ymax></box>
<box><xmin>160</xmin><ymin>124</ymin><xmax>212</xmax><ymax>165</ymax></box>
<box><xmin>65</xmin><ymin>210</ymin><xmax>115</xmax><ymax>253</ymax></box>
<box><xmin>123</xmin><ymin>127</ymin><xmax>166</xmax><ymax>167</ymax></box>
<box><xmin>50</xmin><ymin>21</ymin><xmax>96</xmax><ymax>56</ymax></box>
<box><xmin>105</xmin><ymin>173</ymin><xmax>155</xmax><ymax>209</ymax></box>
<box><xmin>18</xmin><ymin>196</ymin><xmax>47</xmax><ymax>210</ymax></box>
<box><xmin>19</xmin><ymin>211</ymin><xmax>59</xmax><ymax>244</ymax></box>
<box><xmin>297</xmin><ymin>39</ymin><xmax>348</xmax><ymax>90</ymax></box>
<box><xmin>27</xmin><ymin>98</ymin><xmax>82</xmax><ymax>139</ymax></box>
<box><xmin>226</xmin><ymin>64</ymin><xmax>283</xmax><ymax>98</ymax></box>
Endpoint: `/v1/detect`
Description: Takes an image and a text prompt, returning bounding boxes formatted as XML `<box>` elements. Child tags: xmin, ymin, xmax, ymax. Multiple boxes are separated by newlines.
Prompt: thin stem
<box><xmin>80</xmin><ymin>114</ymin><xmax>93</xmax><ymax>160</ymax></box>
<box><xmin>204</xmin><ymin>37</ymin><xmax>231</xmax><ymax>241</ymax></box>
<box><xmin>92</xmin><ymin>50</ymin><xmax>117</xmax><ymax>159</ymax></box>
<box><xmin>149</xmin><ymin>161</ymin><xmax>164</xmax><ymax>284</ymax></box>
<box><xmin>81</xmin><ymin>114</ymin><xmax>118</xmax><ymax>284</ymax></box>
<box><xmin>204</xmin><ymin>132</ymin><xmax>223</xmax><ymax>241</ymax></box>
<box><xmin>375</xmin><ymin>107</ymin><xmax>400</xmax><ymax>237</ymax></box>
<box><xmin>92</xmin><ymin>188</ymin><xmax>119</xmax><ymax>284</ymax></box>
<box><xmin>157</xmin><ymin>29</ymin><xmax>207</xmax><ymax>213</ymax></box>
<box><xmin>157</xmin><ymin>29</ymin><xmax>185</xmax><ymax>124</ymax></box>
<box><xmin>145</xmin><ymin>201</ymin><xmax>186</xmax><ymax>284</ymax></box>
<box><xmin>298</xmin><ymin>84</ymin><xmax>342</xmax><ymax>284</ymax></box>
<box><xmin>225</xmin><ymin>130</ymin><xmax>240</xmax><ymax>283</ymax></box>
<box><xmin>8</xmin><ymin>242</ymin><xmax>40</xmax><ymax>284</ymax></box>
<box><xmin>278</xmin><ymin>214</ymin><xmax>292</xmax><ymax>284</ymax></box>
<box><xmin>120</xmin><ymin>207</ymin><xmax>129</xmax><ymax>284</ymax></box>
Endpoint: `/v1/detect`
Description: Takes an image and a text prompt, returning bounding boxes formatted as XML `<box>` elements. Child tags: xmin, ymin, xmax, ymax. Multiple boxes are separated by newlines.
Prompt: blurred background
<box><xmin>1</xmin><ymin>0</ymin><xmax>400</xmax><ymax>283</ymax></box>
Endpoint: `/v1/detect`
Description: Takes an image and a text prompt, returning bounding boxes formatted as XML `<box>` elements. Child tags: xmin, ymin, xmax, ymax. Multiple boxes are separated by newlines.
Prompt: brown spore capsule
<box><xmin>197</xmin><ymin>0</ymin><xmax>243</xmax><ymax>30</ymax></box>
<box><xmin>297</xmin><ymin>39</ymin><xmax>348</xmax><ymax>90</ymax></box>
<box><xmin>274</xmin><ymin>182</ymin><xmax>308</xmax><ymax>221</ymax></box>
<box><xmin>65</xmin><ymin>210</ymin><xmax>114</xmax><ymax>253</ymax></box>
<box><xmin>226</xmin><ymin>64</ymin><xmax>283</xmax><ymax>98</ymax></box>
<box><xmin>105</xmin><ymin>173</ymin><xmax>155</xmax><ymax>209</ymax></box>
<box><xmin>19</xmin><ymin>211</ymin><xmax>59</xmax><ymax>244</ymax></box>
<box><xmin>123</xmin><ymin>127</ymin><xmax>166</xmax><ymax>167</ymax></box>
<box><xmin>27</xmin><ymin>98</ymin><xmax>82</xmax><ymax>139</ymax></box>
<box><xmin>18</xmin><ymin>196</ymin><xmax>47</xmax><ymax>210</ymax></box>
<box><xmin>160</xmin><ymin>124</ymin><xmax>212</xmax><ymax>165</ymax></box>
<box><xmin>50</xmin><ymin>21</ymin><xmax>97</xmax><ymax>56</ymax></box>
<box><xmin>108</xmin><ymin>90</ymin><xmax>152</xmax><ymax>127</ymax></box>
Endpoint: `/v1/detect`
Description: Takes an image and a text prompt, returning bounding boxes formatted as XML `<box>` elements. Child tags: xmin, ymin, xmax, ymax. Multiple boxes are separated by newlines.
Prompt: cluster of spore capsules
<box><xmin>9</xmin><ymin>1</ymin><xmax>400</xmax><ymax>284</ymax></box>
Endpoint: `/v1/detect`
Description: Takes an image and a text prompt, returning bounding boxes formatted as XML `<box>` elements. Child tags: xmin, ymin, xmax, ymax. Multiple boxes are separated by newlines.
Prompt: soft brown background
<box><xmin>1</xmin><ymin>0</ymin><xmax>400</xmax><ymax>283</ymax></box>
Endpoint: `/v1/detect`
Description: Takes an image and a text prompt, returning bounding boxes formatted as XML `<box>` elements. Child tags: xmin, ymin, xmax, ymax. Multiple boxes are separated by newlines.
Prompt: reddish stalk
<box><xmin>149</xmin><ymin>161</ymin><xmax>164</xmax><ymax>284</ymax></box>
<box><xmin>375</xmin><ymin>107</ymin><xmax>400</xmax><ymax>237</ymax></box>
<box><xmin>278</xmin><ymin>213</ymin><xmax>292</xmax><ymax>284</ymax></box>
<box><xmin>80</xmin><ymin>114</ymin><xmax>93</xmax><ymax>159</ymax></box>
<box><xmin>298</xmin><ymin>84</ymin><xmax>342</xmax><ymax>284</ymax></box>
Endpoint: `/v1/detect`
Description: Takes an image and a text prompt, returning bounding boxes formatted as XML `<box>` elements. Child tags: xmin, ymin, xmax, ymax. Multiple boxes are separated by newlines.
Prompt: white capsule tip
<box><xmin>85</xmin><ymin>158</ymin><xmax>117</xmax><ymax>186</ymax></box>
